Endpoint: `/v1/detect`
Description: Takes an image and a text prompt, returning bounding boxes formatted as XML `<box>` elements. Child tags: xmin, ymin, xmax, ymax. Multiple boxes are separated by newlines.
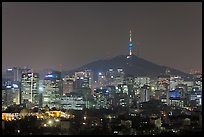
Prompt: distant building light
<box><xmin>98</xmin><ymin>72</ymin><xmax>102</xmax><ymax>75</ymax></box>
<box><xmin>28</xmin><ymin>73</ymin><xmax>32</xmax><ymax>77</ymax></box>
<box><xmin>12</xmin><ymin>84</ymin><xmax>18</xmax><ymax>88</ymax></box>
<box><xmin>197</xmin><ymin>95</ymin><xmax>201</xmax><ymax>98</ymax></box>
<box><xmin>48</xmin><ymin>120</ymin><xmax>53</xmax><ymax>125</ymax></box>
<box><xmin>45</xmin><ymin>74</ymin><xmax>53</xmax><ymax>78</ymax></box>
<box><xmin>6</xmin><ymin>85</ymin><xmax>12</xmax><ymax>89</ymax></box>
<box><xmin>80</xmin><ymin>77</ymin><xmax>84</xmax><ymax>80</ymax></box>
<box><xmin>114</xmin><ymin>131</ymin><xmax>118</xmax><ymax>134</ymax></box>
<box><xmin>44</xmin><ymin>98</ymin><xmax>49</xmax><ymax>102</ymax></box>
<box><xmin>55</xmin><ymin>119</ymin><xmax>60</xmax><ymax>122</ymax></box>
<box><xmin>39</xmin><ymin>87</ymin><xmax>43</xmax><ymax>91</ymax></box>
<box><xmin>127</xmin><ymin>56</ymin><xmax>131</xmax><ymax>59</ymax></box>
<box><xmin>7</xmin><ymin>68</ymin><xmax>13</xmax><ymax>71</ymax></box>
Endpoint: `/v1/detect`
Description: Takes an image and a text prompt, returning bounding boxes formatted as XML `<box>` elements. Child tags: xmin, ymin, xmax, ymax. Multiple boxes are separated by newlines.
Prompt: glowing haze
<box><xmin>2</xmin><ymin>2</ymin><xmax>202</xmax><ymax>73</ymax></box>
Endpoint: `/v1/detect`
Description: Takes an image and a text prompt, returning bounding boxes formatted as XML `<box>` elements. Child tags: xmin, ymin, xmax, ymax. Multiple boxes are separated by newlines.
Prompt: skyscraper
<box><xmin>5</xmin><ymin>67</ymin><xmax>31</xmax><ymax>82</ymax></box>
<box><xmin>43</xmin><ymin>71</ymin><xmax>62</xmax><ymax>108</ymax></box>
<box><xmin>74</xmin><ymin>70</ymin><xmax>93</xmax><ymax>89</ymax></box>
<box><xmin>21</xmin><ymin>72</ymin><xmax>39</xmax><ymax>108</ymax></box>
<box><xmin>62</xmin><ymin>76</ymin><xmax>74</xmax><ymax>95</ymax></box>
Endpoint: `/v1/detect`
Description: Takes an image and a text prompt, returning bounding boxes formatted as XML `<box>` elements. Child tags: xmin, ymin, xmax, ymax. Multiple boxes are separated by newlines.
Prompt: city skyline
<box><xmin>2</xmin><ymin>2</ymin><xmax>202</xmax><ymax>73</ymax></box>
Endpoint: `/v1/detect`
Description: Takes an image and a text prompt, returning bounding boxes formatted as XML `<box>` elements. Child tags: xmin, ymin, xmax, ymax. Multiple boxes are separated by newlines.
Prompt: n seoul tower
<box><xmin>129</xmin><ymin>30</ymin><xmax>133</xmax><ymax>56</ymax></box>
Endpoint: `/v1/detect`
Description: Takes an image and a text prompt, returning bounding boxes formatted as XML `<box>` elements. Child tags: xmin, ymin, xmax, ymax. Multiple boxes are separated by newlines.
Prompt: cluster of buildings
<box><xmin>2</xmin><ymin>31</ymin><xmax>202</xmax><ymax>113</ymax></box>
<box><xmin>2</xmin><ymin>30</ymin><xmax>202</xmax><ymax>135</ymax></box>
<box><xmin>2</xmin><ymin>66</ymin><xmax>202</xmax><ymax>112</ymax></box>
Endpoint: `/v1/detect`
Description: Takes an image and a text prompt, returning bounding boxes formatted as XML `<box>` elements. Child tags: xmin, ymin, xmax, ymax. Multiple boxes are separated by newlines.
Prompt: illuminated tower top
<box><xmin>129</xmin><ymin>30</ymin><xmax>133</xmax><ymax>56</ymax></box>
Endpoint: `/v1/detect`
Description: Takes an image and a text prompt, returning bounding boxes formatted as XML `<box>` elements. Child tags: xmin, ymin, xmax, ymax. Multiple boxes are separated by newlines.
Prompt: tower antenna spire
<box><xmin>129</xmin><ymin>30</ymin><xmax>133</xmax><ymax>56</ymax></box>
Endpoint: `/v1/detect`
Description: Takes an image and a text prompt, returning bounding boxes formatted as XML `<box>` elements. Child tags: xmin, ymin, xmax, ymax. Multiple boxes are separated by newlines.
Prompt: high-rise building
<box><xmin>97</xmin><ymin>72</ymin><xmax>106</xmax><ymax>87</ymax></box>
<box><xmin>74</xmin><ymin>70</ymin><xmax>93</xmax><ymax>89</ymax></box>
<box><xmin>3</xmin><ymin>82</ymin><xmax>20</xmax><ymax>107</ymax></box>
<box><xmin>62</xmin><ymin>76</ymin><xmax>74</xmax><ymax>95</ymax></box>
<box><xmin>157</xmin><ymin>75</ymin><xmax>170</xmax><ymax>105</ymax></box>
<box><xmin>93</xmin><ymin>88</ymin><xmax>112</xmax><ymax>109</ymax></box>
<box><xmin>21</xmin><ymin>72</ymin><xmax>39</xmax><ymax>108</ymax></box>
<box><xmin>6</xmin><ymin>67</ymin><xmax>20</xmax><ymax>82</ymax></box>
<box><xmin>3</xmin><ymin>67</ymin><xmax>31</xmax><ymax>108</ymax></box>
<box><xmin>5</xmin><ymin>67</ymin><xmax>31</xmax><ymax>82</ymax></box>
<box><xmin>139</xmin><ymin>85</ymin><xmax>150</xmax><ymax>103</ymax></box>
<box><xmin>106</xmin><ymin>68</ymin><xmax>114</xmax><ymax>85</ymax></box>
<box><xmin>85</xmin><ymin>69</ymin><xmax>94</xmax><ymax>90</ymax></box>
<box><xmin>43</xmin><ymin>71</ymin><xmax>62</xmax><ymax>108</ymax></box>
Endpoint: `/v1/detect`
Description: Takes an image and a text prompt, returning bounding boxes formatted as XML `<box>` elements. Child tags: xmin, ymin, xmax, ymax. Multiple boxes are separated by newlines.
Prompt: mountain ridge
<box><xmin>62</xmin><ymin>54</ymin><xmax>193</xmax><ymax>80</ymax></box>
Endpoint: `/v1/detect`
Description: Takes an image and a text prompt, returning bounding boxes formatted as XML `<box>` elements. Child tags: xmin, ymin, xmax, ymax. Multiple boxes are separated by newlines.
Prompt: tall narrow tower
<box><xmin>129</xmin><ymin>30</ymin><xmax>133</xmax><ymax>56</ymax></box>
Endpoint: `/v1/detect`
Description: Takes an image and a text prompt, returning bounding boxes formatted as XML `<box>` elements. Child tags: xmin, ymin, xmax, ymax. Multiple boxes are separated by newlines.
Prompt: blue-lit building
<box><xmin>169</xmin><ymin>88</ymin><xmax>186</xmax><ymax>108</ymax></box>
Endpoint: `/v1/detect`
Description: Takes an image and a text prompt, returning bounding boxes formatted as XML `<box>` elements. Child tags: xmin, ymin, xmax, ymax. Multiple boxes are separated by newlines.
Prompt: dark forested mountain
<box><xmin>62</xmin><ymin>55</ymin><xmax>193</xmax><ymax>80</ymax></box>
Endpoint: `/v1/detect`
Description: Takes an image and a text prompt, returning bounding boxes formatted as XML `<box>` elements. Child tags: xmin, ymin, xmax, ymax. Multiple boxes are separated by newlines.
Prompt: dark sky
<box><xmin>2</xmin><ymin>2</ymin><xmax>202</xmax><ymax>73</ymax></box>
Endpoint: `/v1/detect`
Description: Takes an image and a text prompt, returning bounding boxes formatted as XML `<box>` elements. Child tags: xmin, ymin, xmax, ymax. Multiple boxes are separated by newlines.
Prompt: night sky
<box><xmin>2</xmin><ymin>2</ymin><xmax>202</xmax><ymax>73</ymax></box>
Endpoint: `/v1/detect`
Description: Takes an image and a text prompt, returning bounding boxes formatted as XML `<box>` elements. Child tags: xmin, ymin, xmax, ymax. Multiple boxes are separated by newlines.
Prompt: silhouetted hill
<box><xmin>62</xmin><ymin>55</ymin><xmax>193</xmax><ymax>80</ymax></box>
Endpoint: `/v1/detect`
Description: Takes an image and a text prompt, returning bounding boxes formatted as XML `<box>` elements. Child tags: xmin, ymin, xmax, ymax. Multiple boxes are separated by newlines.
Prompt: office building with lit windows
<box><xmin>43</xmin><ymin>71</ymin><xmax>62</xmax><ymax>108</ymax></box>
<box><xmin>74</xmin><ymin>70</ymin><xmax>93</xmax><ymax>89</ymax></box>
<box><xmin>21</xmin><ymin>72</ymin><xmax>39</xmax><ymax>108</ymax></box>
<box><xmin>62</xmin><ymin>76</ymin><xmax>74</xmax><ymax>95</ymax></box>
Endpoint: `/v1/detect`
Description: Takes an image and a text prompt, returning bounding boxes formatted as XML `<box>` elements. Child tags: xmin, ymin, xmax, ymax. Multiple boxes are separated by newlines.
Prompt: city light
<box><xmin>46</xmin><ymin>74</ymin><xmax>53</xmax><ymax>78</ymax></box>
<box><xmin>48</xmin><ymin>120</ymin><xmax>53</xmax><ymax>125</ymax></box>
<box><xmin>39</xmin><ymin>87</ymin><xmax>43</xmax><ymax>91</ymax></box>
<box><xmin>2</xmin><ymin>2</ymin><xmax>202</xmax><ymax>135</ymax></box>
<box><xmin>6</xmin><ymin>85</ymin><xmax>11</xmax><ymax>89</ymax></box>
<box><xmin>7</xmin><ymin>68</ymin><xmax>13</xmax><ymax>71</ymax></box>
<box><xmin>55</xmin><ymin>119</ymin><xmax>60</xmax><ymax>122</ymax></box>
<box><xmin>12</xmin><ymin>84</ymin><xmax>18</xmax><ymax>88</ymax></box>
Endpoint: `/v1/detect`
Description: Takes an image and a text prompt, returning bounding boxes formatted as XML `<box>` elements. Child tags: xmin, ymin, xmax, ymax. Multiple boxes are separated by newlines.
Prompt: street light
<box><xmin>48</xmin><ymin>120</ymin><xmax>53</xmax><ymax>126</ymax></box>
<box><xmin>55</xmin><ymin>119</ymin><xmax>60</xmax><ymax>122</ymax></box>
